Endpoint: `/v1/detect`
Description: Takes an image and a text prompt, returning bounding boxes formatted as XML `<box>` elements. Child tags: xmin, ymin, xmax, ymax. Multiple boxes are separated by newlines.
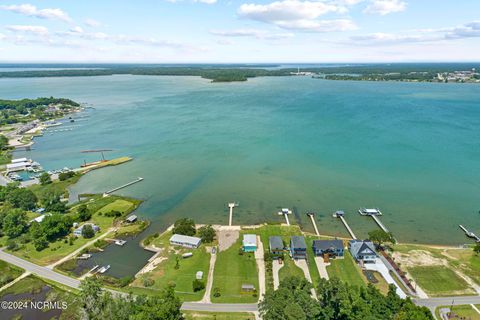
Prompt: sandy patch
<box><xmin>393</xmin><ymin>250</ymin><xmax>446</xmax><ymax>268</ymax></box>
<box><xmin>217</xmin><ymin>229</ymin><xmax>239</xmax><ymax>252</ymax></box>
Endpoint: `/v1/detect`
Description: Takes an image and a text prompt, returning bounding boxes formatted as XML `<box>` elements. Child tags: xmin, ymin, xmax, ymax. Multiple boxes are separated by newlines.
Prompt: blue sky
<box><xmin>0</xmin><ymin>0</ymin><xmax>479</xmax><ymax>62</ymax></box>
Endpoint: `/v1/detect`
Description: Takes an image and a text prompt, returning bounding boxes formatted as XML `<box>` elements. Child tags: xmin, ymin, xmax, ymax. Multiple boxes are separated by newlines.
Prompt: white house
<box><xmin>169</xmin><ymin>234</ymin><xmax>202</xmax><ymax>248</ymax></box>
<box><xmin>348</xmin><ymin>240</ymin><xmax>377</xmax><ymax>264</ymax></box>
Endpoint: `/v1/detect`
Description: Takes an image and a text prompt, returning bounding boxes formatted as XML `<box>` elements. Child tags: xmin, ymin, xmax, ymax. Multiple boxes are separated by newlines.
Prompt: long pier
<box><xmin>228</xmin><ymin>203</ymin><xmax>238</xmax><ymax>226</ymax></box>
<box><xmin>104</xmin><ymin>177</ymin><xmax>144</xmax><ymax>195</ymax></box>
<box><xmin>371</xmin><ymin>214</ymin><xmax>389</xmax><ymax>233</ymax></box>
<box><xmin>459</xmin><ymin>225</ymin><xmax>480</xmax><ymax>242</ymax></box>
<box><xmin>333</xmin><ymin>211</ymin><xmax>357</xmax><ymax>239</ymax></box>
<box><xmin>307</xmin><ymin>213</ymin><xmax>320</xmax><ymax>236</ymax></box>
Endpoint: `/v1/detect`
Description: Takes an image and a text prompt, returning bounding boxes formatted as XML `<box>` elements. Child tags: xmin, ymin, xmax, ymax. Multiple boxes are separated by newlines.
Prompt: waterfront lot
<box><xmin>131</xmin><ymin>231</ymin><xmax>211</xmax><ymax>301</ymax></box>
<box><xmin>326</xmin><ymin>251</ymin><xmax>366</xmax><ymax>287</ymax></box>
<box><xmin>211</xmin><ymin>230</ymin><xmax>259</xmax><ymax>303</ymax></box>
<box><xmin>435</xmin><ymin>305</ymin><xmax>480</xmax><ymax>320</ymax></box>
<box><xmin>8</xmin><ymin>195</ymin><xmax>138</xmax><ymax>266</ymax></box>
<box><xmin>393</xmin><ymin>244</ymin><xmax>476</xmax><ymax>296</ymax></box>
<box><xmin>0</xmin><ymin>259</ymin><xmax>24</xmax><ymax>287</ymax></box>
<box><xmin>278</xmin><ymin>255</ymin><xmax>304</xmax><ymax>282</ymax></box>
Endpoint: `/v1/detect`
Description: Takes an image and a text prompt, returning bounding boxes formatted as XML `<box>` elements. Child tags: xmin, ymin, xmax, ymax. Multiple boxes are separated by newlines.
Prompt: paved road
<box><xmin>255</xmin><ymin>236</ymin><xmax>266</xmax><ymax>300</ymax></box>
<box><xmin>182</xmin><ymin>302</ymin><xmax>258</xmax><ymax>312</ymax></box>
<box><xmin>414</xmin><ymin>296</ymin><xmax>480</xmax><ymax>312</ymax></box>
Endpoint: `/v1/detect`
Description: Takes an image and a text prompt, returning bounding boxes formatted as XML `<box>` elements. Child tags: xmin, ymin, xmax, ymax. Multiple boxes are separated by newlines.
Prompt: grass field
<box><xmin>444</xmin><ymin>248</ymin><xmax>480</xmax><ymax>285</ymax></box>
<box><xmin>408</xmin><ymin>265</ymin><xmax>473</xmax><ymax>296</ymax></box>
<box><xmin>183</xmin><ymin>311</ymin><xmax>255</xmax><ymax>320</ymax></box>
<box><xmin>0</xmin><ymin>275</ymin><xmax>81</xmax><ymax>320</ymax></box>
<box><xmin>29</xmin><ymin>174</ymin><xmax>81</xmax><ymax>199</ymax></box>
<box><xmin>305</xmin><ymin>235</ymin><xmax>322</xmax><ymax>286</ymax></box>
<box><xmin>0</xmin><ymin>259</ymin><xmax>24</xmax><ymax>287</ymax></box>
<box><xmin>211</xmin><ymin>231</ymin><xmax>259</xmax><ymax>303</ymax></box>
<box><xmin>436</xmin><ymin>305</ymin><xmax>480</xmax><ymax>320</ymax></box>
<box><xmin>8</xmin><ymin>196</ymin><xmax>138</xmax><ymax>265</ymax></box>
<box><xmin>326</xmin><ymin>252</ymin><xmax>366</xmax><ymax>287</ymax></box>
<box><xmin>278</xmin><ymin>255</ymin><xmax>305</xmax><ymax>283</ymax></box>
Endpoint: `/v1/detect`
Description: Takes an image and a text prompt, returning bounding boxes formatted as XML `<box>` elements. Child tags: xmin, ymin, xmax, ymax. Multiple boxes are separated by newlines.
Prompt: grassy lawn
<box><xmin>444</xmin><ymin>248</ymin><xmax>480</xmax><ymax>285</ymax></box>
<box><xmin>326</xmin><ymin>252</ymin><xmax>366</xmax><ymax>287</ymax></box>
<box><xmin>211</xmin><ymin>231</ymin><xmax>259</xmax><ymax>303</ymax></box>
<box><xmin>0</xmin><ymin>275</ymin><xmax>81</xmax><ymax>320</ymax></box>
<box><xmin>130</xmin><ymin>230</ymin><xmax>210</xmax><ymax>301</ymax></box>
<box><xmin>0</xmin><ymin>259</ymin><xmax>24</xmax><ymax>287</ymax></box>
<box><xmin>183</xmin><ymin>311</ymin><xmax>255</xmax><ymax>320</ymax></box>
<box><xmin>408</xmin><ymin>265</ymin><xmax>473</xmax><ymax>296</ymax></box>
<box><xmin>278</xmin><ymin>255</ymin><xmax>304</xmax><ymax>283</ymax></box>
<box><xmin>8</xmin><ymin>196</ymin><xmax>138</xmax><ymax>266</ymax></box>
<box><xmin>29</xmin><ymin>175</ymin><xmax>81</xmax><ymax>199</ymax></box>
<box><xmin>436</xmin><ymin>305</ymin><xmax>480</xmax><ymax>320</ymax></box>
<box><xmin>305</xmin><ymin>235</ymin><xmax>322</xmax><ymax>286</ymax></box>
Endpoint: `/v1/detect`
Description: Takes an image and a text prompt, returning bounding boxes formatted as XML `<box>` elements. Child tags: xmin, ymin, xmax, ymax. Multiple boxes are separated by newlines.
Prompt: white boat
<box><xmin>98</xmin><ymin>265</ymin><xmax>111</xmax><ymax>274</ymax></box>
<box><xmin>114</xmin><ymin>240</ymin><xmax>127</xmax><ymax>246</ymax></box>
<box><xmin>358</xmin><ymin>208</ymin><xmax>382</xmax><ymax>216</ymax></box>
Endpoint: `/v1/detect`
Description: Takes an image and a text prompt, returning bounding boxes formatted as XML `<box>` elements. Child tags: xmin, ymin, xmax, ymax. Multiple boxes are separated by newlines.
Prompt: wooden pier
<box><xmin>459</xmin><ymin>225</ymin><xmax>480</xmax><ymax>242</ymax></box>
<box><xmin>104</xmin><ymin>177</ymin><xmax>143</xmax><ymax>195</ymax></box>
<box><xmin>333</xmin><ymin>211</ymin><xmax>357</xmax><ymax>239</ymax></box>
<box><xmin>279</xmin><ymin>208</ymin><xmax>292</xmax><ymax>226</ymax></box>
<box><xmin>371</xmin><ymin>215</ymin><xmax>389</xmax><ymax>233</ymax></box>
<box><xmin>228</xmin><ymin>202</ymin><xmax>238</xmax><ymax>226</ymax></box>
<box><xmin>307</xmin><ymin>212</ymin><xmax>320</xmax><ymax>236</ymax></box>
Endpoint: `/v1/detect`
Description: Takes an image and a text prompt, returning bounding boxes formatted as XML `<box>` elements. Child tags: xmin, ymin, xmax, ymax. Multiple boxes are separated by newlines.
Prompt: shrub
<box><xmin>213</xmin><ymin>287</ymin><xmax>221</xmax><ymax>297</ymax></box>
<box><xmin>6</xmin><ymin>239</ymin><xmax>18</xmax><ymax>251</ymax></box>
<box><xmin>104</xmin><ymin>210</ymin><xmax>121</xmax><ymax>217</ymax></box>
<box><xmin>192</xmin><ymin>279</ymin><xmax>205</xmax><ymax>292</ymax></box>
<box><xmin>82</xmin><ymin>224</ymin><xmax>95</xmax><ymax>239</ymax></box>
<box><xmin>143</xmin><ymin>277</ymin><xmax>155</xmax><ymax>287</ymax></box>
<box><xmin>58</xmin><ymin>171</ymin><xmax>76</xmax><ymax>181</ymax></box>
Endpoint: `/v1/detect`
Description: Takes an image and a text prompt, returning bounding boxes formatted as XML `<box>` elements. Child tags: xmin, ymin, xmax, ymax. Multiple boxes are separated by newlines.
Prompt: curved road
<box><xmin>0</xmin><ymin>248</ymin><xmax>258</xmax><ymax>312</ymax></box>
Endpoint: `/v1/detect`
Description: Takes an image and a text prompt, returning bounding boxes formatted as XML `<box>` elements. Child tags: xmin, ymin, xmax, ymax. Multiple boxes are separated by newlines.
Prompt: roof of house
<box><xmin>12</xmin><ymin>158</ymin><xmax>28</xmax><ymax>163</ymax></box>
<box><xmin>126</xmin><ymin>215</ymin><xmax>137</xmax><ymax>222</ymax></box>
<box><xmin>243</xmin><ymin>234</ymin><xmax>257</xmax><ymax>247</ymax></box>
<box><xmin>290</xmin><ymin>236</ymin><xmax>307</xmax><ymax>249</ymax></box>
<box><xmin>313</xmin><ymin>239</ymin><xmax>344</xmax><ymax>251</ymax></box>
<box><xmin>7</xmin><ymin>161</ymin><xmax>30</xmax><ymax>169</ymax></box>
<box><xmin>170</xmin><ymin>234</ymin><xmax>202</xmax><ymax>246</ymax></box>
<box><xmin>269</xmin><ymin>236</ymin><xmax>283</xmax><ymax>250</ymax></box>
<box><xmin>349</xmin><ymin>240</ymin><xmax>377</xmax><ymax>258</ymax></box>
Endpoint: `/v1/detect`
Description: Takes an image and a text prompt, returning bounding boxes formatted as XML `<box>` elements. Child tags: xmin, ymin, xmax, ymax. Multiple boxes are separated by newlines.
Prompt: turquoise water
<box><xmin>2</xmin><ymin>75</ymin><xmax>480</xmax><ymax>246</ymax></box>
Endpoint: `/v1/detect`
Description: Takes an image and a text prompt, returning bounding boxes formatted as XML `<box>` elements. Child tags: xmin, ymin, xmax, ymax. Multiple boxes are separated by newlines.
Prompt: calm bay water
<box><xmin>2</xmin><ymin>75</ymin><xmax>480</xmax><ymax>247</ymax></box>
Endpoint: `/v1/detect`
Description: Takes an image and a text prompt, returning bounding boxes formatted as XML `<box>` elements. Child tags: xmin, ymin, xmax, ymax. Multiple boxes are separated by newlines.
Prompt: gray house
<box><xmin>312</xmin><ymin>240</ymin><xmax>344</xmax><ymax>258</ymax></box>
<box><xmin>290</xmin><ymin>236</ymin><xmax>307</xmax><ymax>259</ymax></box>
<box><xmin>348</xmin><ymin>240</ymin><xmax>377</xmax><ymax>264</ymax></box>
<box><xmin>269</xmin><ymin>236</ymin><xmax>284</xmax><ymax>256</ymax></box>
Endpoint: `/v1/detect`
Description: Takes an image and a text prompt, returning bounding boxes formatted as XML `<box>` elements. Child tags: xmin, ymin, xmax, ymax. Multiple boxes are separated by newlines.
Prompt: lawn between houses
<box><xmin>211</xmin><ymin>230</ymin><xmax>259</xmax><ymax>303</ymax></box>
<box><xmin>326</xmin><ymin>251</ymin><xmax>366</xmax><ymax>288</ymax></box>
<box><xmin>129</xmin><ymin>230</ymin><xmax>211</xmax><ymax>302</ymax></box>
<box><xmin>8</xmin><ymin>195</ymin><xmax>140</xmax><ymax>266</ymax></box>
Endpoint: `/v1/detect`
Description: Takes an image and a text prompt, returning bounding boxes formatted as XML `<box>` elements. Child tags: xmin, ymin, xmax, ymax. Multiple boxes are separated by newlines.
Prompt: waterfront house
<box><xmin>170</xmin><ymin>234</ymin><xmax>202</xmax><ymax>248</ymax></box>
<box><xmin>312</xmin><ymin>240</ymin><xmax>344</xmax><ymax>258</ymax></box>
<box><xmin>125</xmin><ymin>215</ymin><xmax>137</xmax><ymax>223</ymax></box>
<box><xmin>349</xmin><ymin>240</ymin><xmax>377</xmax><ymax>264</ymax></box>
<box><xmin>269</xmin><ymin>236</ymin><xmax>284</xmax><ymax>257</ymax></box>
<box><xmin>73</xmin><ymin>223</ymin><xmax>100</xmax><ymax>237</ymax></box>
<box><xmin>243</xmin><ymin>234</ymin><xmax>257</xmax><ymax>252</ymax></box>
<box><xmin>290</xmin><ymin>236</ymin><xmax>307</xmax><ymax>259</ymax></box>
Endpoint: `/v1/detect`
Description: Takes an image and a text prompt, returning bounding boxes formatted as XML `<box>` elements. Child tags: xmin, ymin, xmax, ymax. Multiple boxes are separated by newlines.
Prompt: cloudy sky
<box><xmin>0</xmin><ymin>0</ymin><xmax>479</xmax><ymax>62</ymax></box>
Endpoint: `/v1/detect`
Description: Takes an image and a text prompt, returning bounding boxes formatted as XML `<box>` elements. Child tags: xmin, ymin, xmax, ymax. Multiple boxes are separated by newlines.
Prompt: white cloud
<box><xmin>217</xmin><ymin>39</ymin><xmax>234</xmax><ymax>45</ymax></box>
<box><xmin>194</xmin><ymin>0</ymin><xmax>217</xmax><ymax>4</ymax></box>
<box><xmin>445</xmin><ymin>21</ymin><xmax>480</xmax><ymax>39</ymax></box>
<box><xmin>0</xmin><ymin>4</ymin><xmax>72</xmax><ymax>22</ymax></box>
<box><xmin>84</xmin><ymin>18</ymin><xmax>102</xmax><ymax>28</ymax></box>
<box><xmin>237</xmin><ymin>0</ymin><xmax>356</xmax><ymax>32</ymax></box>
<box><xmin>363</xmin><ymin>0</ymin><xmax>406</xmax><ymax>15</ymax></box>
<box><xmin>210</xmin><ymin>28</ymin><xmax>294</xmax><ymax>39</ymax></box>
<box><xmin>6</xmin><ymin>25</ymin><xmax>49</xmax><ymax>36</ymax></box>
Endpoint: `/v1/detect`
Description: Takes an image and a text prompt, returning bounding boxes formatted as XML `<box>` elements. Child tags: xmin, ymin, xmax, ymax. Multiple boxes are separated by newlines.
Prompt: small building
<box><xmin>290</xmin><ymin>236</ymin><xmax>307</xmax><ymax>259</ymax></box>
<box><xmin>269</xmin><ymin>236</ymin><xmax>284</xmax><ymax>256</ymax></box>
<box><xmin>125</xmin><ymin>215</ymin><xmax>137</xmax><ymax>223</ymax></box>
<box><xmin>242</xmin><ymin>234</ymin><xmax>257</xmax><ymax>252</ymax></box>
<box><xmin>6</xmin><ymin>161</ymin><xmax>31</xmax><ymax>172</ymax></box>
<box><xmin>73</xmin><ymin>223</ymin><xmax>100</xmax><ymax>237</ymax></box>
<box><xmin>170</xmin><ymin>234</ymin><xmax>202</xmax><ymax>248</ymax></box>
<box><xmin>241</xmin><ymin>284</ymin><xmax>256</xmax><ymax>292</ymax></box>
<box><xmin>312</xmin><ymin>240</ymin><xmax>344</xmax><ymax>258</ymax></box>
<box><xmin>349</xmin><ymin>240</ymin><xmax>377</xmax><ymax>264</ymax></box>
<box><xmin>182</xmin><ymin>252</ymin><xmax>193</xmax><ymax>259</ymax></box>
<box><xmin>12</xmin><ymin>158</ymin><xmax>29</xmax><ymax>164</ymax></box>
<box><xmin>196</xmin><ymin>271</ymin><xmax>203</xmax><ymax>280</ymax></box>
<box><xmin>29</xmin><ymin>213</ymin><xmax>51</xmax><ymax>224</ymax></box>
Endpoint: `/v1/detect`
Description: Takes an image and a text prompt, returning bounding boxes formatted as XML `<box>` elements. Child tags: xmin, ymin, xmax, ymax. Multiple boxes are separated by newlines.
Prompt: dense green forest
<box><xmin>0</xmin><ymin>63</ymin><xmax>478</xmax><ymax>82</ymax></box>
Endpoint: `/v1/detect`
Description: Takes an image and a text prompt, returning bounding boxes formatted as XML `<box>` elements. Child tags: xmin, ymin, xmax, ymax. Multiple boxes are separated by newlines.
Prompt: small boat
<box><xmin>114</xmin><ymin>240</ymin><xmax>127</xmax><ymax>246</ymax></box>
<box><xmin>98</xmin><ymin>265</ymin><xmax>111</xmax><ymax>274</ymax></box>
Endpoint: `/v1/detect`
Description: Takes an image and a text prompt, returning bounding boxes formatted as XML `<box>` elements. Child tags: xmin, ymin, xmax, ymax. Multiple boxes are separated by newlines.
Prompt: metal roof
<box><xmin>170</xmin><ymin>234</ymin><xmax>202</xmax><ymax>246</ymax></box>
<box><xmin>269</xmin><ymin>236</ymin><xmax>283</xmax><ymax>250</ymax></box>
<box><xmin>290</xmin><ymin>236</ymin><xmax>306</xmax><ymax>249</ymax></box>
<box><xmin>313</xmin><ymin>239</ymin><xmax>343</xmax><ymax>251</ymax></box>
<box><xmin>243</xmin><ymin>234</ymin><xmax>257</xmax><ymax>247</ymax></box>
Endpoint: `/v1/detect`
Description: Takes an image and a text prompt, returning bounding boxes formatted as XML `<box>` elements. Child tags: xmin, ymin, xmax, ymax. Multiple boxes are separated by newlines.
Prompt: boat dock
<box><xmin>333</xmin><ymin>211</ymin><xmax>357</xmax><ymax>239</ymax></box>
<box><xmin>459</xmin><ymin>225</ymin><xmax>480</xmax><ymax>242</ymax></box>
<box><xmin>278</xmin><ymin>208</ymin><xmax>292</xmax><ymax>226</ymax></box>
<box><xmin>306</xmin><ymin>212</ymin><xmax>320</xmax><ymax>236</ymax></box>
<box><xmin>104</xmin><ymin>177</ymin><xmax>143</xmax><ymax>195</ymax></box>
<box><xmin>228</xmin><ymin>202</ymin><xmax>238</xmax><ymax>226</ymax></box>
<box><xmin>371</xmin><ymin>215</ymin><xmax>389</xmax><ymax>233</ymax></box>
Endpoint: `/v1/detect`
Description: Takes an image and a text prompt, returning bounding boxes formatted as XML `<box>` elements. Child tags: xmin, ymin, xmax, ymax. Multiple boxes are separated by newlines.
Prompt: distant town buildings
<box><xmin>437</xmin><ymin>68</ymin><xmax>479</xmax><ymax>82</ymax></box>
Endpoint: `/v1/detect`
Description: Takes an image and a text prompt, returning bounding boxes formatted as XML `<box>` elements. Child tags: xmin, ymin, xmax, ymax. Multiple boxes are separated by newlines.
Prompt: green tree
<box><xmin>172</xmin><ymin>217</ymin><xmax>196</xmax><ymax>236</ymax></box>
<box><xmin>3</xmin><ymin>209</ymin><xmax>28</xmax><ymax>238</ymax></box>
<box><xmin>197</xmin><ymin>224</ymin><xmax>216</xmax><ymax>243</ymax></box>
<box><xmin>82</xmin><ymin>224</ymin><xmax>95</xmax><ymax>238</ymax></box>
<box><xmin>0</xmin><ymin>134</ymin><xmax>8</xmax><ymax>150</ymax></box>
<box><xmin>39</xmin><ymin>172</ymin><xmax>52</xmax><ymax>185</ymax></box>
<box><xmin>474</xmin><ymin>243</ymin><xmax>480</xmax><ymax>255</ymax></box>
<box><xmin>6</xmin><ymin>188</ymin><xmax>37</xmax><ymax>210</ymax></box>
<box><xmin>41</xmin><ymin>214</ymin><xmax>72</xmax><ymax>241</ymax></box>
<box><xmin>58</xmin><ymin>171</ymin><xmax>75</xmax><ymax>181</ymax></box>
<box><xmin>33</xmin><ymin>235</ymin><xmax>49</xmax><ymax>251</ymax></box>
<box><xmin>368</xmin><ymin>229</ymin><xmax>396</xmax><ymax>248</ymax></box>
<box><xmin>77</xmin><ymin>204</ymin><xmax>92</xmax><ymax>221</ymax></box>
<box><xmin>192</xmin><ymin>279</ymin><xmax>205</xmax><ymax>292</ymax></box>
